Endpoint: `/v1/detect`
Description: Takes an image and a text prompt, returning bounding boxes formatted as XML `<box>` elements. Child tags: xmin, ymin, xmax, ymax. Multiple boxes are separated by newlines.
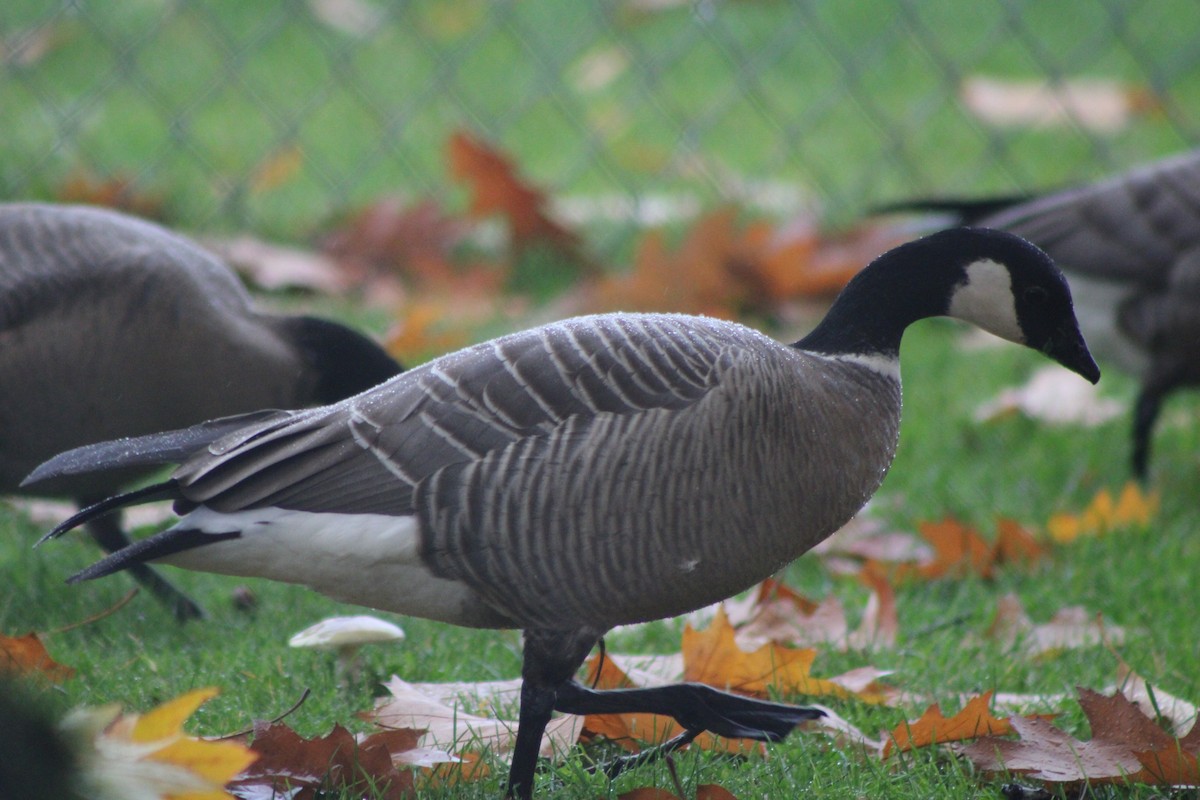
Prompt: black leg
<box><xmin>553</xmin><ymin>680</ymin><xmax>822</xmax><ymax>740</ymax></box>
<box><xmin>506</xmin><ymin>629</ymin><xmax>601</xmax><ymax>800</ymax></box>
<box><xmin>82</xmin><ymin>509</ymin><xmax>205</xmax><ymax>622</ymax></box>
<box><xmin>1131</xmin><ymin>384</ymin><xmax>1163</xmax><ymax>482</ymax></box>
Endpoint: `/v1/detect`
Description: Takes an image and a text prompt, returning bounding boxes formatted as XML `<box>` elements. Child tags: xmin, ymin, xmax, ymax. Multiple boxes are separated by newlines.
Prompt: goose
<box><xmin>26</xmin><ymin>227</ymin><xmax>1099</xmax><ymax>797</ymax></box>
<box><xmin>880</xmin><ymin>149</ymin><xmax>1200</xmax><ymax>479</ymax></box>
<box><xmin>1</xmin><ymin>203</ymin><xmax>402</xmax><ymax>619</ymax></box>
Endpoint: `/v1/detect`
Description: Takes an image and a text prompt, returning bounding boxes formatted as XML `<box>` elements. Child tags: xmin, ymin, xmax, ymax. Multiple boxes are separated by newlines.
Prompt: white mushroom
<box><xmin>288</xmin><ymin>615</ymin><xmax>405</xmax><ymax>683</ymax></box>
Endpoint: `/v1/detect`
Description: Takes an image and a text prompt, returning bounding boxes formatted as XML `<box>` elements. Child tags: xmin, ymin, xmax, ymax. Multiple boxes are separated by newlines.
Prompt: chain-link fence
<box><xmin>3</xmin><ymin>0</ymin><xmax>1199</xmax><ymax>258</ymax></box>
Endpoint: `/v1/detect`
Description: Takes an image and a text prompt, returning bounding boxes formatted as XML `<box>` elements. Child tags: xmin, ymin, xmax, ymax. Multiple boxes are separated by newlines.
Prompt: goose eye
<box><xmin>1023</xmin><ymin>285</ymin><xmax>1049</xmax><ymax>305</ymax></box>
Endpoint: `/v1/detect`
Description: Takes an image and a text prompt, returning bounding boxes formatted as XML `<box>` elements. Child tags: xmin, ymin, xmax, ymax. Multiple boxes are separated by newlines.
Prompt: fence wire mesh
<box><xmin>3</xmin><ymin>0</ymin><xmax>1199</xmax><ymax>258</ymax></box>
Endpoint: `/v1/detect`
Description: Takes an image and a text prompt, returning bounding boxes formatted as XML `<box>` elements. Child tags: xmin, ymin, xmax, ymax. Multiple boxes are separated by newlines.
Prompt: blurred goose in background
<box><xmin>28</xmin><ymin>228</ymin><xmax>1098</xmax><ymax>797</ymax></box>
<box><xmin>880</xmin><ymin>149</ymin><xmax>1200</xmax><ymax>479</ymax></box>
<box><xmin>1</xmin><ymin>203</ymin><xmax>402</xmax><ymax>619</ymax></box>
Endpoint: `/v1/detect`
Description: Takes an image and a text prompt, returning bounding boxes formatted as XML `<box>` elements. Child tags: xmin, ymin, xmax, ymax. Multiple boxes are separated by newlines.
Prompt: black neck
<box><xmin>280</xmin><ymin>316</ymin><xmax>403</xmax><ymax>403</ymax></box>
<box><xmin>794</xmin><ymin>238</ymin><xmax>957</xmax><ymax>357</ymax></box>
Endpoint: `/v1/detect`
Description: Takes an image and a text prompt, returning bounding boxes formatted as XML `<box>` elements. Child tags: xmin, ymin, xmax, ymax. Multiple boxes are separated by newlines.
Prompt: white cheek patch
<box><xmin>946</xmin><ymin>259</ymin><xmax>1024</xmax><ymax>344</ymax></box>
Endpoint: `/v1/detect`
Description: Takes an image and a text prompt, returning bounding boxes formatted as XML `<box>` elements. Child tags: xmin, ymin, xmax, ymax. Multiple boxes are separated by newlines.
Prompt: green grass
<box><xmin>4</xmin><ymin>317</ymin><xmax>1200</xmax><ymax>799</ymax></box>
<box><xmin>2</xmin><ymin>0</ymin><xmax>1199</xmax><ymax>247</ymax></box>
<box><xmin>4</xmin><ymin>3</ymin><xmax>1200</xmax><ymax>796</ymax></box>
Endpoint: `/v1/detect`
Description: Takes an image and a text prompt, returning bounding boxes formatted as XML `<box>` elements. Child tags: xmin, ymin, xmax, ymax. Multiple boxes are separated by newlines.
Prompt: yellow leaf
<box><xmin>1113</xmin><ymin>481</ymin><xmax>1159</xmax><ymax>526</ymax></box>
<box><xmin>1047</xmin><ymin>482</ymin><xmax>1159</xmax><ymax>543</ymax></box>
<box><xmin>682</xmin><ymin>607</ymin><xmax>853</xmax><ymax>701</ymax></box>
<box><xmin>132</xmin><ymin>687</ymin><xmax>220</xmax><ymax>743</ymax></box>
<box><xmin>1046</xmin><ymin>511</ymin><xmax>1082</xmax><ymax>544</ymax></box>
<box><xmin>68</xmin><ymin>688</ymin><xmax>256</xmax><ymax>800</ymax></box>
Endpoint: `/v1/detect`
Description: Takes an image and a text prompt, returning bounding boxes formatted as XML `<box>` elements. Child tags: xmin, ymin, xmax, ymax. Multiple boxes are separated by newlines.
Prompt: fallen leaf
<box><xmin>986</xmin><ymin>593</ymin><xmax>1126</xmax><ymax>657</ymax></box>
<box><xmin>958</xmin><ymin>688</ymin><xmax>1193</xmax><ymax>786</ymax></box>
<box><xmin>383</xmin><ymin>301</ymin><xmax>471</xmax><ymax>363</ymax></box>
<box><xmin>908</xmin><ymin>517</ymin><xmax>995</xmax><ymax>580</ymax></box>
<box><xmin>581</xmin><ymin>652</ymin><xmax>760</xmax><ymax>755</ymax></box>
<box><xmin>205</xmin><ymin>235</ymin><xmax>348</xmax><ymax>293</ymax></box>
<box><xmin>229</xmin><ymin>720</ymin><xmax>416</xmax><ymax>800</ymax></box>
<box><xmin>448</xmin><ymin>130</ymin><xmax>585</xmax><ymax>261</ymax></box>
<box><xmin>878</xmin><ymin>516</ymin><xmax>1047</xmax><ymax>583</ymax></box>
<box><xmin>1113</xmin><ymin>662</ymin><xmax>1199</xmax><ymax>737</ymax></box>
<box><xmin>1047</xmin><ymin>482</ymin><xmax>1159</xmax><ymax>544</ymax></box>
<box><xmin>570</xmin><ymin>45</ymin><xmax>629</xmax><ymax>93</ymax></box>
<box><xmin>63</xmin><ymin>687</ymin><xmax>255</xmax><ymax>800</ymax></box>
<box><xmin>307</xmin><ymin>0</ymin><xmax>385</xmax><ymax>37</ymax></box>
<box><xmin>812</xmin><ymin>513</ymin><xmax>934</xmax><ymax>565</ymax></box>
<box><xmin>369</xmin><ymin>675</ymin><xmax>582</xmax><ymax>759</ymax></box>
<box><xmin>249</xmin><ymin>145</ymin><xmax>304</xmax><ymax>194</ymax></box>
<box><xmin>974</xmin><ymin>365</ymin><xmax>1125</xmax><ymax>426</ymax></box>
<box><xmin>590</xmin><ymin>208</ymin><xmax>741</xmax><ymax>317</ymax></box>
<box><xmin>884</xmin><ymin>691</ymin><xmax>1011</xmax><ymax>757</ymax></box>
<box><xmin>960</xmin><ymin>75</ymin><xmax>1158</xmax><ymax>132</ymax></box>
<box><xmin>992</xmin><ymin>518</ymin><xmax>1046</xmax><ymax>567</ymax></box>
<box><xmin>321</xmin><ymin>197</ymin><xmax>472</xmax><ymax>285</ymax></box>
<box><xmin>57</xmin><ymin>170</ymin><xmax>166</xmax><ymax>220</ymax></box>
<box><xmin>0</xmin><ymin>632</ymin><xmax>75</xmax><ymax>681</ymax></box>
<box><xmin>683</xmin><ymin>607</ymin><xmax>863</xmax><ymax>701</ymax></box>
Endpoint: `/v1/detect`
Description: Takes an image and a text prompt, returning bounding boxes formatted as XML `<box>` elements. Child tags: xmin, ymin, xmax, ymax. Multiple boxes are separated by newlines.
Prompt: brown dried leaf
<box><xmin>57</xmin><ymin>170</ymin><xmax>165</xmax><ymax>220</ymax></box>
<box><xmin>0</xmin><ymin>632</ymin><xmax>74</xmax><ymax>682</ymax></box>
<box><xmin>229</xmin><ymin>721</ymin><xmax>417</xmax><ymax>799</ymax></box>
<box><xmin>591</xmin><ymin>208</ymin><xmax>744</xmax><ymax>317</ymax></box>
<box><xmin>958</xmin><ymin>688</ymin><xmax>1196</xmax><ymax>786</ymax></box>
<box><xmin>986</xmin><ymin>593</ymin><xmax>1126</xmax><ymax>657</ymax></box>
<box><xmin>448</xmin><ymin>130</ymin><xmax>584</xmax><ymax>260</ymax></box>
<box><xmin>1114</xmin><ymin>662</ymin><xmax>1199</xmax><ymax>736</ymax></box>
<box><xmin>322</xmin><ymin>197</ymin><xmax>471</xmax><ymax>284</ymax></box>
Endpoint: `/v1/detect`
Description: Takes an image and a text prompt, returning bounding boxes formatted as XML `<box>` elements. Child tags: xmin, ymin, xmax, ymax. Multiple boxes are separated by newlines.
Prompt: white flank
<box><xmin>947</xmin><ymin>259</ymin><xmax>1023</xmax><ymax>343</ymax></box>
<box><xmin>162</xmin><ymin>508</ymin><xmax>485</xmax><ymax>626</ymax></box>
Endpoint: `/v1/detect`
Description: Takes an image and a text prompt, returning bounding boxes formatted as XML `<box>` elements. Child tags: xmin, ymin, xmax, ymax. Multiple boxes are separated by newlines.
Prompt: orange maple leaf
<box><xmin>447</xmin><ymin>130</ymin><xmax>582</xmax><ymax>258</ymax></box>
<box><xmin>878</xmin><ymin>516</ymin><xmax>1046</xmax><ymax>583</ymax></box>
<box><xmin>682</xmin><ymin>607</ymin><xmax>853</xmax><ymax>700</ymax></box>
<box><xmin>0</xmin><ymin>632</ymin><xmax>74</xmax><ymax>682</ymax></box>
<box><xmin>591</xmin><ymin>208</ymin><xmax>745</xmax><ymax>318</ymax></box>
<box><xmin>883</xmin><ymin>691</ymin><xmax>1012</xmax><ymax>757</ymax></box>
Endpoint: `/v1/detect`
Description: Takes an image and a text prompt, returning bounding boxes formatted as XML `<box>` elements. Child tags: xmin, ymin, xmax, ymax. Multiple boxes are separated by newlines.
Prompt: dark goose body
<box><xmin>161</xmin><ymin>314</ymin><xmax>899</xmax><ymax>630</ymax></box>
<box><xmin>0</xmin><ymin>202</ymin><xmax>401</xmax><ymax>617</ymax></box>
<box><xmin>28</xmin><ymin>227</ymin><xmax>1099</xmax><ymax>797</ymax></box>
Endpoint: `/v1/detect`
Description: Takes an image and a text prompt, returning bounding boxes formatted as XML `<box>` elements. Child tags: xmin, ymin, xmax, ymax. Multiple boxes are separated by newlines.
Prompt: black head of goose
<box><xmin>880</xmin><ymin>148</ymin><xmax>1200</xmax><ymax>479</ymax></box>
<box><xmin>26</xmin><ymin>227</ymin><xmax>1098</xmax><ymax>797</ymax></box>
<box><xmin>0</xmin><ymin>202</ymin><xmax>402</xmax><ymax>619</ymax></box>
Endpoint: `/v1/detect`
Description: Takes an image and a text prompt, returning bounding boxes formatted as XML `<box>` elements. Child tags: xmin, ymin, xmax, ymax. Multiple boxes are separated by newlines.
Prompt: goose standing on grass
<box><xmin>881</xmin><ymin>149</ymin><xmax>1200</xmax><ymax>479</ymax></box>
<box><xmin>0</xmin><ymin>203</ymin><xmax>402</xmax><ymax>620</ymax></box>
<box><xmin>27</xmin><ymin>228</ymin><xmax>1099</xmax><ymax>798</ymax></box>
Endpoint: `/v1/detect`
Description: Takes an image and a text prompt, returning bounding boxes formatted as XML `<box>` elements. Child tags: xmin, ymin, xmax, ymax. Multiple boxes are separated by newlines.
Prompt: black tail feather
<box><xmin>21</xmin><ymin>409</ymin><xmax>288</xmax><ymax>490</ymax></box>
<box><xmin>37</xmin><ymin>481</ymin><xmax>181</xmax><ymax>545</ymax></box>
<box><xmin>68</xmin><ymin>527</ymin><xmax>240</xmax><ymax>583</ymax></box>
<box><xmin>872</xmin><ymin>195</ymin><xmax>1032</xmax><ymax>224</ymax></box>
